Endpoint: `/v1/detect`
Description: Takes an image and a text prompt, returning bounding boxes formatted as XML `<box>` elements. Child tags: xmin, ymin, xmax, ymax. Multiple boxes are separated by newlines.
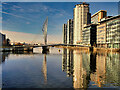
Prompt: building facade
<box><xmin>82</xmin><ymin>24</ymin><xmax>97</xmax><ymax>46</ymax></box>
<box><xmin>63</xmin><ymin>24</ymin><xmax>67</xmax><ymax>44</ymax></box>
<box><xmin>67</xmin><ymin>19</ymin><xmax>74</xmax><ymax>45</ymax></box>
<box><xmin>73</xmin><ymin>2</ymin><xmax>91</xmax><ymax>44</ymax></box>
<box><xmin>97</xmin><ymin>15</ymin><xmax>120</xmax><ymax>48</ymax></box>
<box><xmin>106</xmin><ymin>15</ymin><xmax>120</xmax><ymax>48</ymax></box>
<box><xmin>97</xmin><ymin>23</ymin><xmax>107</xmax><ymax>48</ymax></box>
<box><xmin>91</xmin><ymin>10</ymin><xmax>107</xmax><ymax>24</ymax></box>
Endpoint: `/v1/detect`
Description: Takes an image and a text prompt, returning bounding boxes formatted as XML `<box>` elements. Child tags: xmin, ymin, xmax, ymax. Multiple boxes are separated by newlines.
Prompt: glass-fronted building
<box><xmin>82</xmin><ymin>24</ymin><xmax>97</xmax><ymax>46</ymax></box>
<box><xmin>106</xmin><ymin>16</ymin><xmax>120</xmax><ymax>48</ymax></box>
<box><xmin>97</xmin><ymin>23</ymin><xmax>107</xmax><ymax>48</ymax></box>
<box><xmin>98</xmin><ymin>15</ymin><xmax>120</xmax><ymax>48</ymax></box>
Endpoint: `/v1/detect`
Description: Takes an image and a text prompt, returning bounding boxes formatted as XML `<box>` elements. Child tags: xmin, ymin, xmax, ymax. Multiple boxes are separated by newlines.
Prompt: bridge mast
<box><xmin>42</xmin><ymin>17</ymin><xmax>48</xmax><ymax>45</ymax></box>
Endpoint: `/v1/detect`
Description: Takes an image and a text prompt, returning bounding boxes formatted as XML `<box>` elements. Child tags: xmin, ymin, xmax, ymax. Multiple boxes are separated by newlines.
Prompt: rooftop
<box><xmin>91</xmin><ymin>10</ymin><xmax>107</xmax><ymax>18</ymax></box>
<box><xmin>84</xmin><ymin>24</ymin><xmax>98</xmax><ymax>28</ymax></box>
<box><xmin>75</xmin><ymin>2</ymin><xmax>89</xmax><ymax>6</ymax></box>
<box><xmin>99</xmin><ymin>14</ymin><xmax>120</xmax><ymax>23</ymax></box>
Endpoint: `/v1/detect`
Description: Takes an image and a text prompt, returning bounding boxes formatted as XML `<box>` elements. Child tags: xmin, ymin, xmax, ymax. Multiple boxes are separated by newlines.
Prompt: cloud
<box><xmin>13</xmin><ymin>5</ymin><xmax>22</xmax><ymax>9</ymax></box>
<box><xmin>26</xmin><ymin>22</ymin><xmax>30</xmax><ymax>24</ymax></box>
<box><xmin>1</xmin><ymin>30</ymin><xmax>62</xmax><ymax>44</ymax></box>
<box><xmin>1</xmin><ymin>11</ymin><xmax>36</xmax><ymax>22</ymax></box>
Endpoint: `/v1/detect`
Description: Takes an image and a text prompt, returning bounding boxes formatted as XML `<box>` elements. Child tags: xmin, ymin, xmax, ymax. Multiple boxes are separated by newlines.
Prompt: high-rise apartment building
<box><xmin>63</xmin><ymin>24</ymin><xmax>67</xmax><ymax>44</ymax></box>
<box><xmin>73</xmin><ymin>2</ymin><xmax>91</xmax><ymax>44</ymax></box>
<box><xmin>67</xmin><ymin>19</ymin><xmax>73</xmax><ymax>45</ymax></box>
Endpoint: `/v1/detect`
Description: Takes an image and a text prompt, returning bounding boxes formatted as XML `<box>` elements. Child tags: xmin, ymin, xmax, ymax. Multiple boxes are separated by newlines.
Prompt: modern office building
<box><xmin>97</xmin><ymin>23</ymin><xmax>107</xmax><ymax>48</ymax></box>
<box><xmin>82</xmin><ymin>24</ymin><xmax>97</xmax><ymax>46</ymax></box>
<box><xmin>73</xmin><ymin>2</ymin><xmax>91</xmax><ymax>44</ymax></box>
<box><xmin>63</xmin><ymin>24</ymin><xmax>67</xmax><ymax>44</ymax></box>
<box><xmin>67</xmin><ymin>19</ymin><xmax>74</xmax><ymax>45</ymax></box>
<box><xmin>91</xmin><ymin>10</ymin><xmax>107</xmax><ymax>24</ymax></box>
<box><xmin>106</xmin><ymin>15</ymin><xmax>120</xmax><ymax>48</ymax></box>
<box><xmin>97</xmin><ymin>15</ymin><xmax>120</xmax><ymax>48</ymax></box>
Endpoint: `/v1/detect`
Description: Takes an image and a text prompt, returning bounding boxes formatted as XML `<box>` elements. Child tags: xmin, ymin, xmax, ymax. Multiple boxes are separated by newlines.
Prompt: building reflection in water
<box><xmin>62</xmin><ymin>48</ymin><xmax>67</xmax><ymax>72</ymax></box>
<box><xmin>62</xmin><ymin>48</ymin><xmax>74</xmax><ymax>77</ymax></box>
<box><xmin>1</xmin><ymin>51</ymin><xmax>48</xmax><ymax>85</ymax></box>
<box><xmin>62</xmin><ymin>48</ymin><xmax>120</xmax><ymax>88</ymax></box>
<box><xmin>42</xmin><ymin>54</ymin><xmax>47</xmax><ymax>84</ymax></box>
<box><xmin>0</xmin><ymin>52</ymin><xmax>10</xmax><ymax>63</ymax></box>
<box><xmin>73</xmin><ymin>50</ymin><xmax>91</xmax><ymax>89</ymax></box>
<box><xmin>0</xmin><ymin>51</ymin><xmax>34</xmax><ymax>64</ymax></box>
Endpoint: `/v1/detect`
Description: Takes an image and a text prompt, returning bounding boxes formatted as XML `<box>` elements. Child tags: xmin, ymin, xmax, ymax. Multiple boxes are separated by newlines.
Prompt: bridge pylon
<box><xmin>42</xmin><ymin>17</ymin><xmax>49</xmax><ymax>53</ymax></box>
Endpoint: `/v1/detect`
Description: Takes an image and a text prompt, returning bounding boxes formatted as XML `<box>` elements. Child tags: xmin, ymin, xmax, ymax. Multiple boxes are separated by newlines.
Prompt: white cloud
<box><xmin>13</xmin><ymin>5</ymin><xmax>22</xmax><ymax>9</ymax></box>
<box><xmin>26</xmin><ymin>22</ymin><xmax>30</xmax><ymax>24</ymax></box>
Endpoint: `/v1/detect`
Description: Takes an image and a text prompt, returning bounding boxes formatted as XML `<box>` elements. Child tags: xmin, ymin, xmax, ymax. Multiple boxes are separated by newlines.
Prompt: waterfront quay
<box><xmin>56</xmin><ymin>45</ymin><xmax>120</xmax><ymax>53</ymax></box>
<box><xmin>1</xmin><ymin>43</ymin><xmax>120</xmax><ymax>53</ymax></box>
<box><xmin>0</xmin><ymin>45</ymin><xmax>33</xmax><ymax>52</ymax></box>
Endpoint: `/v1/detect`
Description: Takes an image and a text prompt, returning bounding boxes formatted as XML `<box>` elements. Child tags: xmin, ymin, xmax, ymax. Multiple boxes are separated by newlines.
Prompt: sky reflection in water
<box><xmin>1</xmin><ymin>47</ymin><xmax>120</xmax><ymax>88</ymax></box>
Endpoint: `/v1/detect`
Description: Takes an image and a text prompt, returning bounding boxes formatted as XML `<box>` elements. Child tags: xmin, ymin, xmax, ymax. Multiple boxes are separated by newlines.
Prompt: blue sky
<box><xmin>1</xmin><ymin>2</ymin><xmax>119</xmax><ymax>43</ymax></box>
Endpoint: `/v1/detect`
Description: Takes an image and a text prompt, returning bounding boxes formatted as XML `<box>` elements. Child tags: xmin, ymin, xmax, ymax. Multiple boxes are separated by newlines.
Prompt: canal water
<box><xmin>0</xmin><ymin>47</ymin><xmax>120</xmax><ymax>89</ymax></box>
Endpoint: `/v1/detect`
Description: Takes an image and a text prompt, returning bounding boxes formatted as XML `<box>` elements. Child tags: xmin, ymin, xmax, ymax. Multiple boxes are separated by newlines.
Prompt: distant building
<box><xmin>91</xmin><ymin>10</ymin><xmax>107</xmax><ymax>24</ymax></box>
<box><xmin>73</xmin><ymin>2</ymin><xmax>91</xmax><ymax>44</ymax></box>
<box><xmin>67</xmin><ymin>19</ymin><xmax>73</xmax><ymax>45</ymax></box>
<box><xmin>6</xmin><ymin>38</ymin><xmax>10</xmax><ymax>46</ymax></box>
<box><xmin>82</xmin><ymin>24</ymin><xmax>97</xmax><ymax>46</ymax></box>
<box><xmin>63</xmin><ymin>24</ymin><xmax>67</xmax><ymax>44</ymax></box>
<box><xmin>0</xmin><ymin>33</ymin><xmax>10</xmax><ymax>46</ymax></box>
<box><xmin>0</xmin><ymin>33</ymin><xmax>2</xmax><ymax>47</ymax></box>
<box><xmin>0</xmin><ymin>33</ymin><xmax>6</xmax><ymax>46</ymax></box>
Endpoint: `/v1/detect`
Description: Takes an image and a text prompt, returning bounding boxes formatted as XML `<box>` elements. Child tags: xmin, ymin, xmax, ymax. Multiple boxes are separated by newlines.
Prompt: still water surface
<box><xmin>1</xmin><ymin>47</ymin><xmax>120</xmax><ymax>88</ymax></box>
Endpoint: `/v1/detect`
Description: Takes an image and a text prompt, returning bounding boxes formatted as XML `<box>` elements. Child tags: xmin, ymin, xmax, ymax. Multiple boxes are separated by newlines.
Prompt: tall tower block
<box><xmin>73</xmin><ymin>2</ymin><xmax>91</xmax><ymax>44</ymax></box>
